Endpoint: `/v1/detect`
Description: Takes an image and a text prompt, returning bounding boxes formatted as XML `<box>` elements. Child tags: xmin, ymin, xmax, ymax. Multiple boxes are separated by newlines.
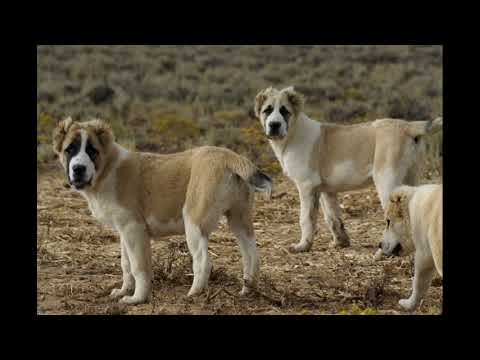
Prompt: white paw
<box><xmin>187</xmin><ymin>286</ymin><xmax>204</xmax><ymax>297</ymax></box>
<box><xmin>399</xmin><ymin>298</ymin><xmax>417</xmax><ymax>311</ymax></box>
<box><xmin>289</xmin><ymin>242</ymin><xmax>311</xmax><ymax>253</ymax></box>
<box><xmin>239</xmin><ymin>286</ymin><xmax>252</xmax><ymax>296</ymax></box>
<box><xmin>110</xmin><ymin>288</ymin><xmax>129</xmax><ymax>299</ymax></box>
<box><xmin>119</xmin><ymin>295</ymin><xmax>148</xmax><ymax>305</ymax></box>
<box><xmin>374</xmin><ymin>248</ymin><xmax>383</xmax><ymax>261</ymax></box>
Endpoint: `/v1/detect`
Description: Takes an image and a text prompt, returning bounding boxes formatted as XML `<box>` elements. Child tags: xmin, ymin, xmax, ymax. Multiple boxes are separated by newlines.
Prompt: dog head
<box><xmin>254</xmin><ymin>86</ymin><xmax>304</xmax><ymax>140</ymax></box>
<box><xmin>379</xmin><ymin>186</ymin><xmax>416</xmax><ymax>257</ymax></box>
<box><xmin>52</xmin><ymin>117</ymin><xmax>114</xmax><ymax>191</ymax></box>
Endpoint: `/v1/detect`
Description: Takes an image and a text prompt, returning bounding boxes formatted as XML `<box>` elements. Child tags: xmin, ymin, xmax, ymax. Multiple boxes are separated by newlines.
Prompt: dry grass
<box><xmin>36</xmin><ymin>45</ymin><xmax>442</xmax><ymax>315</ymax></box>
<box><xmin>37</xmin><ymin>168</ymin><xmax>442</xmax><ymax>315</ymax></box>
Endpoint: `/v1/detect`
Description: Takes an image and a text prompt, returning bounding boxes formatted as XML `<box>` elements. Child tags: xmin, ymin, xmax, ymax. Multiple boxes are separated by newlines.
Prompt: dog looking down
<box><xmin>379</xmin><ymin>184</ymin><xmax>442</xmax><ymax>311</ymax></box>
<box><xmin>53</xmin><ymin>117</ymin><xmax>272</xmax><ymax>304</ymax></box>
<box><xmin>254</xmin><ymin>86</ymin><xmax>442</xmax><ymax>252</ymax></box>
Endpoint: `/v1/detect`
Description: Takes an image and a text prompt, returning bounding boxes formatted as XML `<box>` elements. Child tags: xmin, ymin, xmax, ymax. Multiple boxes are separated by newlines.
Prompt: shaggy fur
<box><xmin>53</xmin><ymin>118</ymin><xmax>272</xmax><ymax>304</ymax></box>
<box><xmin>254</xmin><ymin>86</ymin><xmax>442</xmax><ymax>252</ymax></box>
<box><xmin>380</xmin><ymin>184</ymin><xmax>442</xmax><ymax>311</ymax></box>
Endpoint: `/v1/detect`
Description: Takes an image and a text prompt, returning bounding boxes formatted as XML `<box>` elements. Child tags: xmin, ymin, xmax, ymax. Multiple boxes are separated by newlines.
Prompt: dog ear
<box><xmin>254</xmin><ymin>87</ymin><xmax>273</xmax><ymax>118</ymax></box>
<box><xmin>52</xmin><ymin>116</ymin><xmax>74</xmax><ymax>154</ymax></box>
<box><xmin>408</xmin><ymin>117</ymin><xmax>443</xmax><ymax>141</ymax></box>
<box><xmin>389</xmin><ymin>190</ymin><xmax>411</xmax><ymax>219</ymax></box>
<box><xmin>426</xmin><ymin>117</ymin><xmax>443</xmax><ymax>134</ymax></box>
<box><xmin>91</xmin><ymin>119</ymin><xmax>114</xmax><ymax>148</ymax></box>
<box><xmin>283</xmin><ymin>86</ymin><xmax>304</xmax><ymax>116</ymax></box>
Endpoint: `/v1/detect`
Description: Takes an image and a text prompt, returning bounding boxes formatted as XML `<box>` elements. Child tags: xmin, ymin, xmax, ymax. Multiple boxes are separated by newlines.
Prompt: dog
<box><xmin>254</xmin><ymin>86</ymin><xmax>442</xmax><ymax>252</ymax></box>
<box><xmin>379</xmin><ymin>184</ymin><xmax>442</xmax><ymax>311</ymax></box>
<box><xmin>53</xmin><ymin>117</ymin><xmax>272</xmax><ymax>304</ymax></box>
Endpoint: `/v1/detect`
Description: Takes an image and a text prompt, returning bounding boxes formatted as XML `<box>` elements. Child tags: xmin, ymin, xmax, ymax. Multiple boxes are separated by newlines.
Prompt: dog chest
<box><xmin>87</xmin><ymin>195</ymin><xmax>117</xmax><ymax>229</ymax></box>
<box><xmin>283</xmin><ymin>151</ymin><xmax>322</xmax><ymax>185</ymax></box>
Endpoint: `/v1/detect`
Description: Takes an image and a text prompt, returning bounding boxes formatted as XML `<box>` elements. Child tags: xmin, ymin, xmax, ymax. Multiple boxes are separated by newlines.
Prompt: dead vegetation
<box><xmin>37</xmin><ymin>45</ymin><xmax>442</xmax><ymax>315</ymax></box>
<box><xmin>37</xmin><ymin>168</ymin><xmax>442</xmax><ymax>315</ymax></box>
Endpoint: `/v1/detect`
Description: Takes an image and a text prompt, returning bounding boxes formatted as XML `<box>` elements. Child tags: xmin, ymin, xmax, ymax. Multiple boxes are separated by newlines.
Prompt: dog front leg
<box><xmin>373</xmin><ymin>167</ymin><xmax>407</xmax><ymax>210</ymax></box>
<box><xmin>289</xmin><ymin>184</ymin><xmax>320</xmax><ymax>253</ymax></box>
<box><xmin>110</xmin><ymin>239</ymin><xmax>135</xmax><ymax>298</ymax></box>
<box><xmin>116</xmin><ymin>222</ymin><xmax>152</xmax><ymax>305</ymax></box>
<box><xmin>399</xmin><ymin>252</ymin><xmax>435</xmax><ymax>311</ymax></box>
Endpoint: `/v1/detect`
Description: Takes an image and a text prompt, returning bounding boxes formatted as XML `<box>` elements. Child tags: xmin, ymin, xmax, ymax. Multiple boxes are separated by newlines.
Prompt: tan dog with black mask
<box><xmin>53</xmin><ymin>117</ymin><xmax>272</xmax><ymax>304</ymax></box>
<box><xmin>254</xmin><ymin>86</ymin><xmax>442</xmax><ymax>252</ymax></box>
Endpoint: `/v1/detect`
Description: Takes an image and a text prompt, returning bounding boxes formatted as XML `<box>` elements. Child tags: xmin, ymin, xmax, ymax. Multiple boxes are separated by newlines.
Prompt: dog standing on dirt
<box><xmin>254</xmin><ymin>86</ymin><xmax>442</xmax><ymax>252</ymax></box>
<box><xmin>53</xmin><ymin>117</ymin><xmax>272</xmax><ymax>305</ymax></box>
<box><xmin>379</xmin><ymin>184</ymin><xmax>442</xmax><ymax>311</ymax></box>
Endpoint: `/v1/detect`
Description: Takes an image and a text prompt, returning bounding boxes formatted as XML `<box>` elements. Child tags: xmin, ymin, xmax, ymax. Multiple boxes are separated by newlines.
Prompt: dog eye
<box><xmin>64</xmin><ymin>145</ymin><xmax>74</xmax><ymax>154</ymax></box>
<box><xmin>86</xmin><ymin>143</ymin><xmax>98</xmax><ymax>159</ymax></box>
<box><xmin>263</xmin><ymin>106</ymin><xmax>273</xmax><ymax>115</ymax></box>
<box><xmin>280</xmin><ymin>106</ymin><xmax>290</xmax><ymax>118</ymax></box>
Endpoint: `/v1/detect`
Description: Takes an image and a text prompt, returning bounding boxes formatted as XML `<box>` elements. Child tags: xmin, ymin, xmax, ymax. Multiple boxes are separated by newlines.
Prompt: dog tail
<box><xmin>248</xmin><ymin>170</ymin><xmax>273</xmax><ymax>198</ymax></box>
<box><xmin>223</xmin><ymin>149</ymin><xmax>273</xmax><ymax>199</ymax></box>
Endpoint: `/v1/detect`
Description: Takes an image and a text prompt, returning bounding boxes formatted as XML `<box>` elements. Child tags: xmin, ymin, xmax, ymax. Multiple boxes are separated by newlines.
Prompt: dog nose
<box><xmin>72</xmin><ymin>164</ymin><xmax>86</xmax><ymax>176</ymax></box>
<box><xmin>269</xmin><ymin>122</ymin><xmax>281</xmax><ymax>131</ymax></box>
<box><xmin>378</xmin><ymin>242</ymin><xmax>382</xmax><ymax>249</ymax></box>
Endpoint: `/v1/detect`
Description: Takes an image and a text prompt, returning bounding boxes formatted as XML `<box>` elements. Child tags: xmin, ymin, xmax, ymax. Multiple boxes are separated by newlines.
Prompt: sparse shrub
<box><xmin>327</xmin><ymin>101</ymin><xmax>368</xmax><ymax>123</ymax></box>
<box><xmin>37</xmin><ymin>143</ymin><xmax>56</xmax><ymax>166</ymax></box>
<box><xmin>213</xmin><ymin>110</ymin><xmax>247</xmax><ymax>127</ymax></box>
<box><xmin>108</xmin><ymin>118</ymin><xmax>132</xmax><ymax>142</ymax></box>
<box><xmin>205</xmin><ymin>127</ymin><xmax>243</xmax><ymax>148</ymax></box>
<box><xmin>37</xmin><ymin>45</ymin><xmax>442</xmax><ymax>169</ymax></box>
<box><xmin>152</xmin><ymin>114</ymin><xmax>201</xmax><ymax>141</ymax></box>
<box><xmin>387</xmin><ymin>95</ymin><xmax>431</xmax><ymax>120</ymax></box>
<box><xmin>87</xmin><ymin>85</ymin><xmax>115</xmax><ymax>105</ymax></box>
<box><xmin>343</xmin><ymin>87</ymin><xmax>365</xmax><ymax>101</ymax></box>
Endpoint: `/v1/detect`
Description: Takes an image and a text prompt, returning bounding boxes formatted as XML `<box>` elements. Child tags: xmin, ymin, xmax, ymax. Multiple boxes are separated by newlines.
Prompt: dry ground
<box><xmin>37</xmin><ymin>167</ymin><xmax>442</xmax><ymax>315</ymax></box>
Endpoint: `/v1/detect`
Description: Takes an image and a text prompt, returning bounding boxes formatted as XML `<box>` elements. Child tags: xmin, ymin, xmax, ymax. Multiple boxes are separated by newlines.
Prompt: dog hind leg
<box><xmin>183</xmin><ymin>208</ymin><xmax>213</xmax><ymax>297</ymax></box>
<box><xmin>320</xmin><ymin>192</ymin><xmax>350</xmax><ymax>248</ymax></box>
<box><xmin>226</xmin><ymin>198</ymin><xmax>259</xmax><ymax>295</ymax></box>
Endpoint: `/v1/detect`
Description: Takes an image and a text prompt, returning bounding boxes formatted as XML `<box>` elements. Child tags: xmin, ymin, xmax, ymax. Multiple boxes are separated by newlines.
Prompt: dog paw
<box><xmin>288</xmin><ymin>242</ymin><xmax>312</xmax><ymax>253</ymax></box>
<box><xmin>329</xmin><ymin>241</ymin><xmax>350</xmax><ymax>249</ymax></box>
<box><xmin>110</xmin><ymin>288</ymin><xmax>130</xmax><ymax>299</ymax></box>
<box><xmin>374</xmin><ymin>248</ymin><xmax>383</xmax><ymax>261</ymax></box>
<box><xmin>187</xmin><ymin>286</ymin><xmax>204</xmax><ymax>297</ymax></box>
<box><xmin>239</xmin><ymin>283</ymin><xmax>254</xmax><ymax>296</ymax></box>
<box><xmin>399</xmin><ymin>298</ymin><xmax>417</xmax><ymax>311</ymax></box>
<box><xmin>119</xmin><ymin>295</ymin><xmax>149</xmax><ymax>305</ymax></box>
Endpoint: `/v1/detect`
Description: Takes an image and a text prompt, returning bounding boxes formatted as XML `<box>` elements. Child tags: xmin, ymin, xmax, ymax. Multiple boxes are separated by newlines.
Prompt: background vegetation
<box><xmin>37</xmin><ymin>45</ymin><xmax>442</xmax><ymax>174</ymax></box>
<box><xmin>37</xmin><ymin>46</ymin><xmax>443</xmax><ymax>315</ymax></box>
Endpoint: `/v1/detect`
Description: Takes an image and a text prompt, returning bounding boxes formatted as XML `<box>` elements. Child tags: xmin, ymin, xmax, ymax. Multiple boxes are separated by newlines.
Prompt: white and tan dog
<box><xmin>379</xmin><ymin>184</ymin><xmax>442</xmax><ymax>311</ymax></box>
<box><xmin>254</xmin><ymin>86</ymin><xmax>442</xmax><ymax>252</ymax></box>
<box><xmin>53</xmin><ymin>117</ymin><xmax>272</xmax><ymax>305</ymax></box>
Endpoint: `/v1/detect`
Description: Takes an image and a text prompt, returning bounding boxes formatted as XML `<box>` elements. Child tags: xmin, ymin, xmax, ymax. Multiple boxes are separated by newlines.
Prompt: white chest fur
<box><xmin>81</xmin><ymin>176</ymin><xmax>118</xmax><ymax>230</ymax></box>
<box><xmin>79</xmin><ymin>144</ymin><xmax>130</xmax><ymax>230</ymax></box>
<box><xmin>271</xmin><ymin>114</ymin><xmax>323</xmax><ymax>187</ymax></box>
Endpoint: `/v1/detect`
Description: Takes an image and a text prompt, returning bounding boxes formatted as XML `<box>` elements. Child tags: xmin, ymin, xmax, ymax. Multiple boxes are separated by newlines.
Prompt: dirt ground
<box><xmin>37</xmin><ymin>166</ymin><xmax>442</xmax><ymax>315</ymax></box>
